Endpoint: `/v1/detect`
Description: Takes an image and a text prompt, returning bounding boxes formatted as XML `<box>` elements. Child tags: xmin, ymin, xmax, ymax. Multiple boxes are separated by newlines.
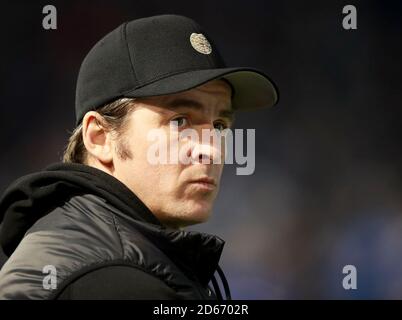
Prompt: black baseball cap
<box><xmin>75</xmin><ymin>14</ymin><xmax>279</xmax><ymax>126</ymax></box>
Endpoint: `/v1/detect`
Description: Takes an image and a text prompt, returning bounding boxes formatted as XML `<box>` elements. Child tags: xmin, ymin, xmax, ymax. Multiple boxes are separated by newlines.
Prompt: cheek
<box><xmin>156</xmin><ymin>164</ymin><xmax>184</xmax><ymax>190</ymax></box>
<box><xmin>133</xmin><ymin>137</ymin><xmax>184</xmax><ymax>189</ymax></box>
<box><xmin>217</xmin><ymin>163</ymin><xmax>224</xmax><ymax>177</ymax></box>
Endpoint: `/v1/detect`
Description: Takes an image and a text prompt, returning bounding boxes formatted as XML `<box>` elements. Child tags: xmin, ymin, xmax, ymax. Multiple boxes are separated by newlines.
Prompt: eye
<box><xmin>170</xmin><ymin>116</ymin><xmax>189</xmax><ymax>128</ymax></box>
<box><xmin>213</xmin><ymin>121</ymin><xmax>228</xmax><ymax>131</ymax></box>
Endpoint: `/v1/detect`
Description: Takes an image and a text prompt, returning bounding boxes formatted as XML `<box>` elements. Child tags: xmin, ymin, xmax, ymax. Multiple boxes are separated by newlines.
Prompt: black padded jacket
<box><xmin>0</xmin><ymin>163</ymin><xmax>231</xmax><ymax>300</ymax></box>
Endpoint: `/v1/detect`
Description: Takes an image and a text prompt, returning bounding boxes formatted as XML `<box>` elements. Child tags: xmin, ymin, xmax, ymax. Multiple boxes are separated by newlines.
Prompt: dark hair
<box><xmin>62</xmin><ymin>98</ymin><xmax>136</xmax><ymax>164</ymax></box>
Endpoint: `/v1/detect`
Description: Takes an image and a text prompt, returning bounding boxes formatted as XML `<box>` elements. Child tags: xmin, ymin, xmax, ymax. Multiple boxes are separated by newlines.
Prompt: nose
<box><xmin>185</xmin><ymin>125</ymin><xmax>223</xmax><ymax>165</ymax></box>
<box><xmin>190</xmin><ymin>144</ymin><xmax>215</xmax><ymax>164</ymax></box>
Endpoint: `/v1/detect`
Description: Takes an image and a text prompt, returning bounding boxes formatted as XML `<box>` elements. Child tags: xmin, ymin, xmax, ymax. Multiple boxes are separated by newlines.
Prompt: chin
<box><xmin>176</xmin><ymin>202</ymin><xmax>213</xmax><ymax>227</ymax></box>
<box><xmin>187</xmin><ymin>211</ymin><xmax>211</xmax><ymax>225</ymax></box>
<box><xmin>159</xmin><ymin>197</ymin><xmax>216</xmax><ymax>228</ymax></box>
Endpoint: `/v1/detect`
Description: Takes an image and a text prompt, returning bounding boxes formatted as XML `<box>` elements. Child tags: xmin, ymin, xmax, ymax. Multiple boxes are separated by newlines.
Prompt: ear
<box><xmin>82</xmin><ymin>111</ymin><xmax>113</xmax><ymax>165</ymax></box>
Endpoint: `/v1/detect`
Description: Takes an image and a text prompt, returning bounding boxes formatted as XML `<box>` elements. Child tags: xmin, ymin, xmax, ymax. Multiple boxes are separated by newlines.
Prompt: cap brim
<box><xmin>123</xmin><ymin>67</ymin><xmax>279</xmax><ymax>110</ymax></box>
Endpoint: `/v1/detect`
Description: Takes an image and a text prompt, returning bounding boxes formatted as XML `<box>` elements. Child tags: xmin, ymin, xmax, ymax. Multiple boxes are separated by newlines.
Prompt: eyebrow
<box><xmin>166</xmin><ymin>98</ymin><xmax>235</xmax><ymax>121</ymax></box>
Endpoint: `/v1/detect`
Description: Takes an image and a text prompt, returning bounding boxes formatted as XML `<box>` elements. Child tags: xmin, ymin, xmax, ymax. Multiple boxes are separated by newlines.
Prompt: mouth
<box><xmin>188</xmin><ymin>177</ymin><xmax>217</xmax><ymax>191</ymax></box>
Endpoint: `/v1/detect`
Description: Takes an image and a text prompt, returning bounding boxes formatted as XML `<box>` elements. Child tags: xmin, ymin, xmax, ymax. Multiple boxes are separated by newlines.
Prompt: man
<box><xmin>0</xmin><ymin>14</ymin><xmax>278</xmax><ymax>299</ymax></box>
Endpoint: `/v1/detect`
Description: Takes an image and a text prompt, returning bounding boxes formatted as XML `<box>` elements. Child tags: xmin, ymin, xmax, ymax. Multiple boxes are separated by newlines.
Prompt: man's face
<box><xmin>112</xmin><ymin>79</ymin><xmax>233</xmax><ymax>228</ymax></box>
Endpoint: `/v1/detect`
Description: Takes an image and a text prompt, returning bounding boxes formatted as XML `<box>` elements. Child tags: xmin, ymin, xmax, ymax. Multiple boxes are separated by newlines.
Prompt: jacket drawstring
<box><xmin>211</xmin><ymin>275</ymin><xmax>223</xmax><ymax>300</ymax></box>
<box><xmin>210</xmin><ymin>265</ymin><xmax>232</xmax><ymax>300</ymax></box>
<box><xmin>217</xmin><ymin>265</ymin><xmax>231</xmax><ymax>300</ymax></box>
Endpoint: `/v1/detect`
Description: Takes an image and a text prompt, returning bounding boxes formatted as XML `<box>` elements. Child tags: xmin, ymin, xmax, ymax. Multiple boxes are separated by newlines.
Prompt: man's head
<box><xmin>67</xmin><ymin>14</ymin><xmax>278</xmax><ymax>229</ymax></box>
<box><xmin>64</xmin><ymin>79</ymin><xmax>232</xmax><ymax>228</ymax></box>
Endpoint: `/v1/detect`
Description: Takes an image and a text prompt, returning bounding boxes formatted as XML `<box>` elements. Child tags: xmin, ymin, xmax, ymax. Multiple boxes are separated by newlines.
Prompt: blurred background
<box><xmin>1</xmin><ymin>0</ymin><xmax>401</xmax><ymax>299</ymax></box>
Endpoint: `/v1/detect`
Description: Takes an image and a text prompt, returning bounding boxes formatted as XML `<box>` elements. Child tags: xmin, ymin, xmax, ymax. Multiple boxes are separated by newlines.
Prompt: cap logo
<box><xmin>190</xmin><ymin>33</ymin><xmax>212</xmax><ymax>55</ymax></box>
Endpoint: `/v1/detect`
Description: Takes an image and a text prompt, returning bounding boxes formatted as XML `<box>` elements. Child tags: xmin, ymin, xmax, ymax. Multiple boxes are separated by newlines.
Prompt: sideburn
<box><xmin>115</xmin><ymin>136</ymin><xmax>133</xmax><ymax>160</ymax></box>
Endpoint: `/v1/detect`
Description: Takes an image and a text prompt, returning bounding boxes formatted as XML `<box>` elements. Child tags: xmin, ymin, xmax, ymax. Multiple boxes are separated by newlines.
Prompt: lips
<box><xmin>188</xmin><ymin>177</ymin><xmax>217</xmax><ymax>191</ymax></box>
<box><xmin>190</xmin><ymin>177</ymin><xmax>216</xmax><ymax>186</ymax></box>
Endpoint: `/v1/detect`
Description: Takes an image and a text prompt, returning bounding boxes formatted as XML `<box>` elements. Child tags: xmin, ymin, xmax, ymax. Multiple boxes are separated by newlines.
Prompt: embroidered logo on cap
<box><xmin>190</xmin><ymin>33</ymin><xmax>212</xmax><ymax>55</ymax></box>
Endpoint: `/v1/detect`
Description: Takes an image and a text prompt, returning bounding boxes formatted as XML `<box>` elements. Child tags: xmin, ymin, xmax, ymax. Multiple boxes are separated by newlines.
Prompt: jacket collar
<box><xmin>47</xmin><ymin>163</ymin><xmax>225</xmax><ymax>285</ymax></box>
<box><xmin>150</xmin><ymin>226</ymin><xmax>225</xmax><ymax>286</ymax></box>
<box><xmin>0</xmin><ymin>162</ymin><xmax>225</xmax><ymax>284</ymax></box>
